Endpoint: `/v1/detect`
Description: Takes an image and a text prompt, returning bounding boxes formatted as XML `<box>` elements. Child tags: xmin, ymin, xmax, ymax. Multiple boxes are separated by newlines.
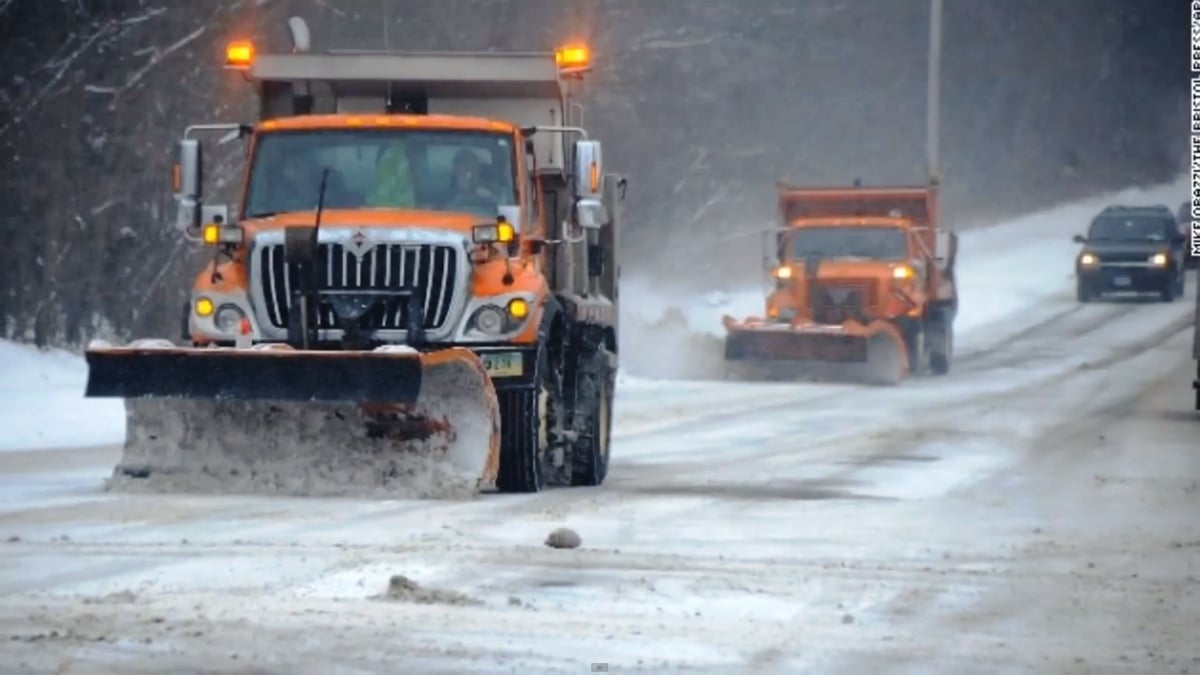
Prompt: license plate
<box><xmin>1112</xmin><ymin>275</ymin><xmax>1131</xmax><ymax>287</ymax></box>
<box><xmin>480</xmin><ymin>351</ymin><xmax>523</xmax><ymax>378</ymax></box>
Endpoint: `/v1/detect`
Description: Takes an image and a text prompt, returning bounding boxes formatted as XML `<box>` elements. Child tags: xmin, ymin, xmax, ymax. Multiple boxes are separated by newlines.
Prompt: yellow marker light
<box><xmin>893</xmin><ymin>265</ymin><xmax>914</xmax><ymax>279</ymax></box>
<box><xmin>194</xmin><ymin>297</ymin><xmax>215</xmax><ymax>317</ymax></box>
<box><xmin>172</xmin><ymin>163</ymin><xmax>181</xmax><ymax>192</ymax></box>
<box><xmin>774</xmin><ymin>265</ymin><xmax>793</xmax><ymax>279</ymax></box>
<box><xmin>767</xmin><ymin>306</ymin><xmax>779</xmax><ymax>318</ymax></box>
<box><xmin>589</xmin><ymin>161</ymin><xmax>600</xmax><ymax>193</ymax></box>
<box><xmin>225</xmin><ymin>40</ymin><xmax>254</xmax><ymax>69</ymax></box>
<box><xmin>1080</xmin><ymin>253</ymin><xmax>1098</xmax><ymax>265</ymax></box>
<box><xmin>497</xmin><ymin>221</ymin><xmax>515</xmax><ymax>243</ymax></box>
<box><xmin>507</xmin><ymin>298</ymin><xmax>529</xmax><ymax>320</ymax></box>
<box><xmin>1150</xmin><ymin>252</ymin><xmax>1168</xmax><ymax>266</ymax></box>
<box><xmin>555</xmin><ymin>43</ymin><xmax>592</xmax><ymax>73</ymax></box>
<box><xmin>202</xmin><ymin>223</ymin><xmax>220</xmax><ymax>245</ymax></box>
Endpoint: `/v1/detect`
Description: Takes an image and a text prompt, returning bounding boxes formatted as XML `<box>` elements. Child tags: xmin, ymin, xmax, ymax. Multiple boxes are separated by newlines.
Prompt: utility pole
<box><xmin>927</xmin><ymin>0</ymin><xmax>943</xmax><ymax>189</ymax></box>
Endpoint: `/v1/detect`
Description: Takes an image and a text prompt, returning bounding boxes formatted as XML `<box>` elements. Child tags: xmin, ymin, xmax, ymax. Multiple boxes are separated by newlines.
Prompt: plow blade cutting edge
<box><xmin>720</xmin><ymin>316</ymin><xmax>909</xmax><ymax>385</ymax></box>
<box><xmin>84</xmin><ymin>345</ymin><xmax>501</xmax><ymax>499</ymax></box>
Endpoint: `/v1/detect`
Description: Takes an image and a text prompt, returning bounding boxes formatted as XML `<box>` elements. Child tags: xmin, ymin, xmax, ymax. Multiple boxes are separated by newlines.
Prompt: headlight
<box><xmin>194</xmin><ymin>297</ymin><xmax>215</xmax><ymax>317</ymax></box>
<box><xmin>215</xmin><ymin>304</ymin><xmax>246</xmax><ymax>333</ymax></box>
<box><xmin>1079</xmin><ymin>253</ymin><xmax>1097</xmax><ymax>265</ymax></box>
<box><xmin>893</xmin><ymin>265</ymin><xmax>914</xmax><ymax>279</ymax></box>
<box><xmin>1150</xmin><ymin>252</ymin><xmax>1168</xmax><ymax>266</ymax></box>
<box><xmin>472</xmin><ymin>306</ymin><xmax>507</xmax><ymax>335</ymax></box>
<box><xmin>507</xmin><ymin>298</ymin><xmax>529</xmax><ymax>320</ymax></box>
<box><xmin>473</xmin><ymin>221</ymin><xmax>515</xmax><ymax>244</ymax></box>
<box><xmin>201</xmin><ymin>223</ymin><xmax>243</xmax><ymax>246</ymax></box>
<box><xmin>774</xmin><ymin>265</ymin><xmax>793</xmax><ymax>279</ymax></box>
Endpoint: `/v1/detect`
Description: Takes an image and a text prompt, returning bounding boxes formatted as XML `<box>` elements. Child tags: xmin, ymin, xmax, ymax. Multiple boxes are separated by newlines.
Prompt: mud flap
<box><xmin>85</xmin><ymin>345</ymin><xmax>500</xmax><ymax>498</ymax></box>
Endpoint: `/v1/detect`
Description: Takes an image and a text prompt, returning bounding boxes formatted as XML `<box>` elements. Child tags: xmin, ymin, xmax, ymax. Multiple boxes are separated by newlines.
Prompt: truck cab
<box><xmin>146</xmin><ymin>22</ymin><xmax>625</xmax><ymax>494</ymax></box>
<box><xmin>767</xmin><ymin>215</ymin><xmax>928</xmax><ymax>328</ymax></box>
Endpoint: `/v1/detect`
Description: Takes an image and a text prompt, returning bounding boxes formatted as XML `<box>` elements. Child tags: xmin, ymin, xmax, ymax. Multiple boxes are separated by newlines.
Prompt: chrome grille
<box><xmin>257</xmin><ymin>243</ymin><xmax>458</xmax><ymax>331</ymax></box>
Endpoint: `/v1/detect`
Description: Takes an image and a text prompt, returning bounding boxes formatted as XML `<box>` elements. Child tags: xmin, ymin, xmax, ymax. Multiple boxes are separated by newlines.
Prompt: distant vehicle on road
<box><xmin>1176</xmin><ymin>201</ymin><xmax>1198</xmax><ymax>269</ymax></box>
<box><xmin>1073</xmin><ymin>205</ymin><xmax>1187</xmax><ymax>302</ymax></box>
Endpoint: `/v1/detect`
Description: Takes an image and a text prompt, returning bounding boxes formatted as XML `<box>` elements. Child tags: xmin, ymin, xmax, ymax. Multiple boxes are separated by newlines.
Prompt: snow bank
<box><xmin>0</xmin><ymin>340</ymin><xmax>124</xmax><ymax>452</ymax></box>
<box><xmin>619</xmin><ymin>175</ymin><xmax>1188</xmax><ymax>379</ymax></box>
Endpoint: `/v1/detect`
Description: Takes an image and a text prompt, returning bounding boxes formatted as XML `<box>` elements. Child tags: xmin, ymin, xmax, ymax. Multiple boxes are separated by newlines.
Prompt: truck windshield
<box><xmin>1088</xmin><ymin>215</ymin><xmax>1172</xmax><ymax>241</ymax></box>
<box><xmin>788</xmin><ymin>226</ymin><xmax>908</xmax><ymax>261</ymax></box>
<box><xmin>243</xmin><ymin>129</ymin><xmax>517</xmax><ymax>218</ymax></box>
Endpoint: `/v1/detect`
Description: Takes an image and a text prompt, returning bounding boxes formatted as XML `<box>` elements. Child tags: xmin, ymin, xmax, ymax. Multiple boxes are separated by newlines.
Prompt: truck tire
<box><xmin>930</xmin><ymin>321</ymin><xmax>952</xmax><ymax>376</ymax></box>
<box><xmin>1160</xmin><ymin>283</ymin><xmax>1177</xmax><ymax>303</ymax></box>
<box><xmin>496</xmin><ymin>342</ymin><xmax>556</xmax><ymax>493</ymax></box>
<box><xmin>1076</xmin><ymin>281</ymin><xmax>1093</xmax><ymax>303</ymax></box>
<box><xmin>571</xmin><ymin>345</ymin><xmax>615</xmax><ymax>487</ymax></box>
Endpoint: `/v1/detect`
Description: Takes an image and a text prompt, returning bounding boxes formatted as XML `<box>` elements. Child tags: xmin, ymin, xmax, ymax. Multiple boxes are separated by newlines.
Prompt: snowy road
<box><xmin>1</xmin><ymin>181</ymin><xmax>1198</xmax><ymax>673</ymax></box>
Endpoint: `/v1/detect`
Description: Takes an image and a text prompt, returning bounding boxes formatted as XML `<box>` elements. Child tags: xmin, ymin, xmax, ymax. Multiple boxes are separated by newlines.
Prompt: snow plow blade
<box><xmin>721</xmin><ymin>316</ymin><xmax>909</xmax><ymax>385</ymax></box>
<box><xmin>84</xmin><ymin>343</ymin><xmax>500</xmax><ymax>498</ymax></box>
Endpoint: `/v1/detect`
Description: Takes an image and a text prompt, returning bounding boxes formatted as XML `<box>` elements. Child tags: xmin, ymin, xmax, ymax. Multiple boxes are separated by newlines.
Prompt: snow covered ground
<box><xmin>0</xmin><ymin>341</ymin><xmax>123</xmax><ymax>452</ymax></box>
<box><xmin>0</xmin><ymin>176</ymin><xmax>1197</xmax><ymax>674</ymax></box>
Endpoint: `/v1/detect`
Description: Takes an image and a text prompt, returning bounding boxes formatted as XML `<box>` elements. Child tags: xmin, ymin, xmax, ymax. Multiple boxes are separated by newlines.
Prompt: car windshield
<box><xmin>787</xmin><ymin>226</ymin><xmax>908</xmax><ymax>261</ymax></box>
<box><xmin>243</xmin><ymin>129</ymin><xmax>517</xmax><ymax>218</ymax></box>
<box><xmin>1087</xmin><ymin>215</ymin><xmax>1171</xmax><ymax>241</ymax></box>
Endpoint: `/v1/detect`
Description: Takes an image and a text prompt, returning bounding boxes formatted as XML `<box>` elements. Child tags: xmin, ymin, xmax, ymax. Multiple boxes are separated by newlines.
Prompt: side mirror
<box><xmin>574</xmin><ymin>198</ymin><xmax>608</xmax><ymax>230</ymax></box>
<box><xmin>175</xmin><ymin>138</ymin><xmax>202</xmax><ymax>238</ymax></box>
<box><xmin>573</xmin><ymin>139</ymin><xmax>603</xmax><ymax>200</ymax></box>
<box><xmin>1072</xmin><ymin>234</ymin><xmax>1086</xmax><ymax>244</ymax></box>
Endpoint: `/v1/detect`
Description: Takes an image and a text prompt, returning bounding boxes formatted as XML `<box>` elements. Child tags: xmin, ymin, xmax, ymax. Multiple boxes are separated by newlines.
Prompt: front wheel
<box><xmin>496</xmin><ymin>343</ymin><xmax>557</xmax><ymax>493</ymax></box>
<box><xmin>1160</xmin><ymin>282</ymin><xmax>1177</xmax><ymax>303</ymax></box>
<box><xmin>1076</xmin><ymin>280</ymin><xmax>1093</xmax><ymax>303</ymax></box>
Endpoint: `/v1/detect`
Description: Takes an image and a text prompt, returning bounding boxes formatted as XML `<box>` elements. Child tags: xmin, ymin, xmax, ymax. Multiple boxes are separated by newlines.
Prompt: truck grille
<box><xmin>257</xmin><ymin>242</ymin><xmax>458</xmax><ymax>331</ymax></box>
<box><xmin>813</xmin><ymin>278</ymin><xmax>881</xmax><ymax>312</ymax></box>
<box><xmin>1097</xmin><ymin>251</ymin><xmax>1151</xmax><ymax>264</ymax></box>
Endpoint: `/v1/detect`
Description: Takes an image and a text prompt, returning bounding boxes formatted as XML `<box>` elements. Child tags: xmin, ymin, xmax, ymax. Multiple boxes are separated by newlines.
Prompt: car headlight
<box><xmin>471</xmin><ymin>306</ymin><xmax>508</xmax><ymax>335</ymax></box>
<box><xmin>215</xmin><ymin>304</ymin><xmax>246</xmax><ymax>333</ymax></box>
<box><xmin>1079</xmin><ymin>253</ymin><xmax>1097</xmax><ymax>266</ymax></box>
<box><xmin>1150</xmin><ymin>252</ymin><xmax>1168</xmax><ymax>266</ymax></box>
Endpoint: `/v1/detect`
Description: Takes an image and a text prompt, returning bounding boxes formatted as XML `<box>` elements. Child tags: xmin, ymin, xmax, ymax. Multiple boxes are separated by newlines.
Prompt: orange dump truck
<box><xmin>83</xmin><ymin>18</ymin><xmax>623</xmax><ymax>496</ymax></box>
<box><xmin>722</xmin><ymin>182</ymin><xmax>958</xmax><ymax>384</ymax></box>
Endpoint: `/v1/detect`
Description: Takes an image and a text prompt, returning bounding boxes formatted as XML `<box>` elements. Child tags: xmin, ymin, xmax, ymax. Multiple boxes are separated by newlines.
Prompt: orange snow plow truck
<box><xmin>722</xmin><ymin>182</ymin><xmax>958</xmax><ymax>385</ymax></box>
<box><xmin>83</xmin><ymin>18</ymin><xmax>624</xmax><ymax>497</ymax></box>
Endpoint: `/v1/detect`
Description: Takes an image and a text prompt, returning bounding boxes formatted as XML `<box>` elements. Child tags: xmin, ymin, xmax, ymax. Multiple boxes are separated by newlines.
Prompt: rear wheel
<box><xmin>571</xmin><ymin>345</ymin><xmax>615</xmax><ymax>487</ymax></box>
<box><xmin>929</xmin><ymin>317</ymin><xmax>952</xmax><ymax>376</ymax></box>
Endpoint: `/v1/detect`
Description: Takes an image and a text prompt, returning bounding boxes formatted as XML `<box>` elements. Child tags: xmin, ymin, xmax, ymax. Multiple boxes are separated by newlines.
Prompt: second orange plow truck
<box><xmin>83</xmin><ymin>17</ymin><xmax>624</xmax><ymax>496</ymax></box>
<box><xmin>722</xmin><ymin>182</ymin><xmax>958</xmax><ymax>385</ymax></box>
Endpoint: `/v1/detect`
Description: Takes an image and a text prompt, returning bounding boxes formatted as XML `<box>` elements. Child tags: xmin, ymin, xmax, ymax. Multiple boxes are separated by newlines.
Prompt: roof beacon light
<box><xmin>555</xmin><ymin>43</ymin><xmax>592</xmax><ymax>74</ymax></box>
<box><xmin>225</xmin><ymin>41</ymin><xmax>254</xmax><ymax>70</ymax></box>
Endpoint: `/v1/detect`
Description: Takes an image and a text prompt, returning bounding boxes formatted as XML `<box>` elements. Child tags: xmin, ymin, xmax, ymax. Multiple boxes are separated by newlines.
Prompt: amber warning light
<box><xmin>555</xmin><ymin>43</ymin><xmax>591</xmax><ymax>74</ymax></box>
<box><xmin>225</xmin><ymin>40</ymin><xmax>254</xmax><ymax>70</ymax></box>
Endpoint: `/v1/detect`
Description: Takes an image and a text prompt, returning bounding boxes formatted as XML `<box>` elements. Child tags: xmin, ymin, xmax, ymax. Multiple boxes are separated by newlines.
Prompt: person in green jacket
<box><xmin>367</xmin><ymin>142</ymin><xmax>417</xmax><ymax>208</ymax></box>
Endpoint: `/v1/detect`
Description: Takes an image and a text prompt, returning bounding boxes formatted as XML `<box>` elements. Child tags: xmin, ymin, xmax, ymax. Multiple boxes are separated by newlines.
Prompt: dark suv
<box><xmin>1073</xmin><ymin>205</ymin><xmax>1187</xmax><ymax>302</ymax></box>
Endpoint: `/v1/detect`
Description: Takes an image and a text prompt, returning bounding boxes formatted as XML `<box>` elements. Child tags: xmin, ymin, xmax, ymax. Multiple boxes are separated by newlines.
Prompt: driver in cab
<box><xmin>445</xmin><ymin>149</ymin><xmax>497</xmax><ymax>214</ymax></box>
